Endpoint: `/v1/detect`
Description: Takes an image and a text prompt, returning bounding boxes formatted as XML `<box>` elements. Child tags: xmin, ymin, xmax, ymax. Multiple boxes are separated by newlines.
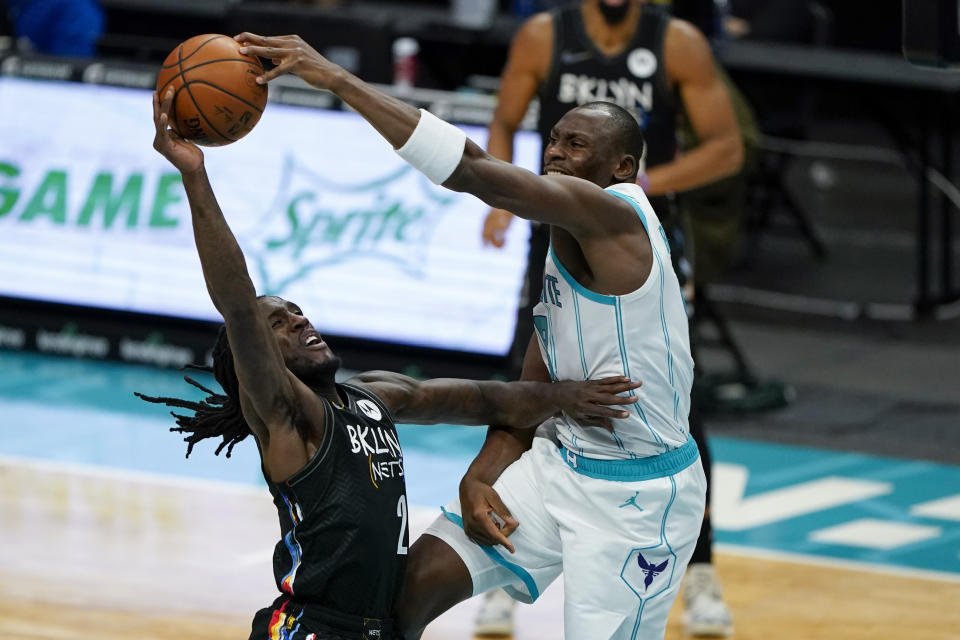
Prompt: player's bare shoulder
<box><xmin>345</xmin><ymin>370</ymin><xmax>416</xmax><ymax>414</ymax></box>
<box><xmin>662</xmin><ymin>18</ymin><xmax>715</xmax><ymax>85</ymax></box>
<box><xmin>508</xmin><ymin>11</ymin><xmax>556</xmax><ymax>77</ymax></box>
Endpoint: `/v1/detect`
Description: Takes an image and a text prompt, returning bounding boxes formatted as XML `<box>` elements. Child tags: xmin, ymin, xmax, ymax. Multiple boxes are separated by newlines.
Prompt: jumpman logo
<box><xmin>637</xmin><ymin>552</ymin><xmax>669</xmax><ymax>591</ymax></box>
<box><xmin>619</xmin><ymin>491</ymin><xmax>643</xmax><ymax>511</ymax></box>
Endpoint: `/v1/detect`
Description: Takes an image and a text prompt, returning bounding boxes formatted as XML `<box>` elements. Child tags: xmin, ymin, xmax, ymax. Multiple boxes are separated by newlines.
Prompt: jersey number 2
<box><xmin>396</xmin><ymin>495</ymin><xmax>408</xmax><ymax>555</ymax></box>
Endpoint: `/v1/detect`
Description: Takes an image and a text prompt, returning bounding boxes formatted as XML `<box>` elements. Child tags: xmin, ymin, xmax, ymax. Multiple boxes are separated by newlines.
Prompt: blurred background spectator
<box><xmin>4</xmin><ymin>0</ymin><xmax>104</xmax><ymax>56</ymax></box>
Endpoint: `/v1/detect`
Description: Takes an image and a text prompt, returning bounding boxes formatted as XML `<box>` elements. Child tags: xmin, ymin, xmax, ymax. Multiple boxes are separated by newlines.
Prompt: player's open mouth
<box><xmin>303</xmin><ymin>333</ymin><xmax>325</xmax><ymax>349</ymax></box>
<box><xmin>545</xmin><ymin>169</ymin><xmax>570</xmax><ymax>176</ymax></box>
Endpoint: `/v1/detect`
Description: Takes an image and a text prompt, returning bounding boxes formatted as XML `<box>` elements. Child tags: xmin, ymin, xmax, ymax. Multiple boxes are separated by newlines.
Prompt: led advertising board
<box><xmin>0</xmin><ymin>77</ymin><xmax>539</xmax><ymax>355</ymax></box>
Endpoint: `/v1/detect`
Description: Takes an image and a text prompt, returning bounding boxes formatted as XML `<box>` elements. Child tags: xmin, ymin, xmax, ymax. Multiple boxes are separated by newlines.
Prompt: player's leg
<box><xmin>395</xmin><ymin>438</ymin><xmax>563</xmax><ymax>637</ymax></box>
<box><xmin>553</xmin><ymin>450</ymin><xmax>707</xmax><ymax>639</ymax></box>
<box><xmin>394</xmin><ymin>533</ymin><xmax>473</xmax><ymax>638</ymax></box>
<box><xmin>473</xmin><ymin>588</ymin><xmax>515</xmax><ymax>637</ymax></box>
<box><xmin>683</xmin><ymin>405</ymin><xmax>734</xmax><ymax>637</ymax></box>
<box><xmin>688</xmin><ymin>403</ymin><xmax>715</xmax><ymax>565</ymax></box>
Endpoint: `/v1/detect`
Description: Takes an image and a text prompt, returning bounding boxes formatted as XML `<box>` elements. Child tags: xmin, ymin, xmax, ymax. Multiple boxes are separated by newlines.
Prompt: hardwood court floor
<box><xmin>1</xmin><ymin>458</ymin><xmax>958</xmax><ymax>640</ymax></box>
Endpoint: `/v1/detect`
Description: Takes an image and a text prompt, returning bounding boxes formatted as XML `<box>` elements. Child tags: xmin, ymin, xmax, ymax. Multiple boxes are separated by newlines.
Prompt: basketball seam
<box><xmin>157</xmin><ymin>58</ymin><xmax>264</xmax><ymax>99</ymax></box>
<box><xmin>177</xmin><ymin>45</ymin><xmax>237</xmax><ymax>145</ymax></box>
<box><xmin>168</xmin><ymin>43</ymin><xmax>184</xmax><ymax>137</ymax></box>
<box><xmin>181</xmin><ymin>80</ymin><xmax>266</xmax><ymax>115</ymax></box>
<box><xmin>170</xmin><ymin>87</ymin><xmax>181</xmax><ymax>136</ymax></box>
<box><xmin>158</xmin><ymin>35</ymin><xmax>229</xmax><ymax>70</ymax></box>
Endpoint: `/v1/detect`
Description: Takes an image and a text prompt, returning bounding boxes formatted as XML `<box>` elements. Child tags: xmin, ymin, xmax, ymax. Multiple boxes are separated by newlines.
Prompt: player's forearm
<box><xmin>181</xmin><ymin>169</ymin><xmax>258</xmax><ymax>315</ymax></box>
<box><xmin>485</xmin><ymin>380</ymin><xmax>572</xmax><ymax>428</ymax></box>
<box><xmin>462</xmin><ymin>425</ymin><xmax>536</xmax><ymax>486</ymax></box>
<box><xmin>328</xmin><ymin>70</ymin><xmax>424</xmax><ymax>150</ymax></box>
<box><xmin>414</xmin><ymin>379</ymin><xmax>559</xmax><ymax>428</ymax></box>
<box><xmin>487</xmin><ymin>118</ymin><xmax>518</xmax><ymax>164</ymax></box>
<box><xmin>645</xmin><ymin>133</ymin><xmax>743</xmax><ymax>196</ymax></box>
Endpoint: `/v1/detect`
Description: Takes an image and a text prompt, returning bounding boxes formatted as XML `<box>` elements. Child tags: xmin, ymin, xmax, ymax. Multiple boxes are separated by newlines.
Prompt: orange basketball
<box><xmin>156</xmin><ymin>34</ymin><xmax>268</xmax><ymax>147</ymax></box>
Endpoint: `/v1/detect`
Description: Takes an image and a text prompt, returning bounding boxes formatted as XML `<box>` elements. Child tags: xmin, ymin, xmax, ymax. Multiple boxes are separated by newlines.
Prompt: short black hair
<box><xmin>579</xmin><ymin>101</ymin><xmax>646</xmax><ymax>176</ymax></box>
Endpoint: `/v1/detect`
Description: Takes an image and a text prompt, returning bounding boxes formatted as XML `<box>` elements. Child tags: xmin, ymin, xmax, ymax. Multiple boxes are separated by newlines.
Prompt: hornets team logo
<box><xmin>636</xmin><ymin>553</ymin><xmax>669</xmax><ymax>590</ymax></box>
<box><xmin>620</xmin><ymin>544</ymin><xmax>676</xmax><ymax>600</ymax></box>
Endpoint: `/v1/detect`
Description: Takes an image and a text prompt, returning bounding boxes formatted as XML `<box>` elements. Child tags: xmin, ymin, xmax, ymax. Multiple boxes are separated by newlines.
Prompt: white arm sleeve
<box><xmin>395</xmin><ymin>109</ymin><xmax>467</xmax><ymax>185</ymax></box>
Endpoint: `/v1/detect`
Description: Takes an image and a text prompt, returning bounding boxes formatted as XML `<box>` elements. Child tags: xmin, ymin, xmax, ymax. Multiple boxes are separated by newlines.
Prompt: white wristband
<box><xmin>395</xmin><ymin>109</ymin><xmax>467</xmax><ymax>185</ymax></box>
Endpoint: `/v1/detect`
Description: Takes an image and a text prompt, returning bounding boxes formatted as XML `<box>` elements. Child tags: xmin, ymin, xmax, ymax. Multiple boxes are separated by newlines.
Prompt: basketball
<box><xmin>156</xmin><ymin>34</ymin><xmax>268</xmax><ymax>147</ymax></box>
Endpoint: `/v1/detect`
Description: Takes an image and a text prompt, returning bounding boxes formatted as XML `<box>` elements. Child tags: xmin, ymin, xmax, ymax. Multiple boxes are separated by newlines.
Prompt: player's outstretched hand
<box><xmin>235</xmin><ymin>33</ymin><xmax>342</xmax><ymax>91</ymax></box>
<box><xmin>481</xmin><ymin>208</ymin><xmax>515</xmax><ymax>248</ymax></box>
<box><xmin>459</xmin><ymin>478</ymin><xmax>519</xmax><ymax>553</ymax></box>
<box><xmin>152</xmin><ymin>90</ymin><xmax>203</xmax><ymax>175</ymax></box>
<box><xmin>554</xmin><ymin>376</ymin><xmax>641</xmax><ymax>429</ymax></box>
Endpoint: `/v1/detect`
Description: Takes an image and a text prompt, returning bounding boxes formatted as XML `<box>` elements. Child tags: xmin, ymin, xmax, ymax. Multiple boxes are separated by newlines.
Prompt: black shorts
<box><xmin>249</xmin><ymin>595</ymin><xmax>399</xmax><ymax>640</ymax></box>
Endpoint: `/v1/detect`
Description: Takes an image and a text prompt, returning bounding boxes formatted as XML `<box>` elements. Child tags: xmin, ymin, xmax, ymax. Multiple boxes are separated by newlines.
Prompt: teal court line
<box><xmin>0</xmin><ymin>351</ymin><xmax>957</xmax><ymax>577</ymax></box>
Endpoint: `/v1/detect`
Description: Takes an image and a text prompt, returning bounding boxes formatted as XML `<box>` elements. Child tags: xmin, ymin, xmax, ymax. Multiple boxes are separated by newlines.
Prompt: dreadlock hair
<box><xmin>135</xmin><ymin>325</ymin><xmax>251</xmax><ymax>458</ymax></box>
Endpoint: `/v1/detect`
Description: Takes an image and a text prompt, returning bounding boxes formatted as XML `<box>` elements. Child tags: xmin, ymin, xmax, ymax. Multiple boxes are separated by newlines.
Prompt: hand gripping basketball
<box><xmin>152</xmin><ymin>89</ymin><xmax>204</xmax><ymax>175</ymax></box>
<box><xmin>156</xmin><ymin>34</ymin><xmax>268</xmax><ymax>147</ymax></box>
<box><xmin>234</xmin><ymin>33</ymin><xmax>343</xmax><ymax>91</ymax></box>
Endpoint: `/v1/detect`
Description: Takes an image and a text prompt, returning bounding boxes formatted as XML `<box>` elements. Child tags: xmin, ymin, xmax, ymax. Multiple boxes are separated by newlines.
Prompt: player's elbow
<box><xmin>489</xmin><ymin>115</ymin><xmax>520</xmax><ymax>140</ymax></box>
<box><xmin>727</xmin><ymin>135</ymin><xmax>745</xmax><ymax>173</ymax></box>
<box><xmin>713</xmin><ymin>133</ymin><xmax>744</xmax><ymax>177</ymax></box>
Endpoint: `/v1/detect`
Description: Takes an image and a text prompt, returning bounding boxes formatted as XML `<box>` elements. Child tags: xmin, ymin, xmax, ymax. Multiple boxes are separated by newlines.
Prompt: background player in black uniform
<box><xmin>140</xmin><ymin>89</ymin><xmax>643</xmax><ymax>640</ymax></box>
<box><xmin>475</xmin><ymin>0</ymin><xmax>743</xmax><ymax>635</ymax></box>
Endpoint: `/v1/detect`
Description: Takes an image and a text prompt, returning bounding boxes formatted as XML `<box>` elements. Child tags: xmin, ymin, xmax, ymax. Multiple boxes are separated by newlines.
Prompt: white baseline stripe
<box><xmin>0</xmin><ymin>453</ymin><xmax>266</xmax><ymax>497</ymax></box>
<box><xmin>6</xmin><ymin>454</ymin><xmax>958</xmax><ymax>584</ymax></box>
<box><xmin>716</xmin><ymin>543</ymin><xmax>960</xmax><ymax>584</ymax></box>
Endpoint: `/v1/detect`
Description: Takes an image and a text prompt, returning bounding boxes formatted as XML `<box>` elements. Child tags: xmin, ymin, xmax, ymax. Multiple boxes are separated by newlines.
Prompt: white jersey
<box><xmin>532</xmin><ymin>182</ymin><xmax>693</xmax><ymax>459</ymax></box>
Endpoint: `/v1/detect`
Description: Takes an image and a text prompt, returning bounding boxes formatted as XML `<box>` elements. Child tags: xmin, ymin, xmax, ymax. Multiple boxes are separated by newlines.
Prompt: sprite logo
<box><xmin>240</xmin><ymin>155</ymin><xmax>456</xmax><ymax>295</ymax></box>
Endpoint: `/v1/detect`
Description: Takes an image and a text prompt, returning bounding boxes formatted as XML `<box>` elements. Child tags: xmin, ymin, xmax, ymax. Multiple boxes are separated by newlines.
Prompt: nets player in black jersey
<box><xmin>475</xmin><ymin>1</ymin><xmax>742</xmax><ymax>636</ymax></box>
<box><xmin>141</xmin><ymin>89</ymin><xmax>642</xmax><ymax>640</ymax></box>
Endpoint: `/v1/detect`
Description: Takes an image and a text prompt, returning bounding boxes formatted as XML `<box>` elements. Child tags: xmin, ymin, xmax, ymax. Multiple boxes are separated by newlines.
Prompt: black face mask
<box><xmin>598</xmin><ymin>1</ymin><xmax>631</xmax><ymax>25</ymax></box>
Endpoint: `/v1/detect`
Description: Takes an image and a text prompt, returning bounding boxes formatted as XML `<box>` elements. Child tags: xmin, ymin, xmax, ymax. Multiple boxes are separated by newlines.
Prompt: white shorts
<box><xmin>424</xmin><ymin>436</ymin><xmax>706</xmax><ymax>640</ymax></box>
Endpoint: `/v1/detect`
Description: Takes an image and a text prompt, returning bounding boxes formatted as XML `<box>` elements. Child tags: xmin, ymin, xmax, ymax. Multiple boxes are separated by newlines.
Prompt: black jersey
<box><xmin>264</xmin><ymin>382</ymin><xmax>407</xmax><ymax>622</ymax></box>
<box><xmin>536</xmin><ymin>4</ymin><xmax>680</xmax><ymax>171</ymax></box>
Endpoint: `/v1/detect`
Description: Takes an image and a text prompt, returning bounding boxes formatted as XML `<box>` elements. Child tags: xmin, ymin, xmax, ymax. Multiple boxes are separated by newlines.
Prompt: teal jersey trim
<box><xmin>531</xmin><ymin>315</ymin><xmax>558</xmax><ymax>382</ymax></box>
<box><xmin>650</xmin><ymin>247</ymin><xmax>681</xmax><ymax>420</ymax></box>
<box><xmin>547</xmin><ymin>304</ymin><xmax>560</xmax><ymax>381</ymax></box>
<box><xmin>608</xmin><ymin>190</ymin><xmax>650</xmax><ymax>234</ymax></box>
<box><xmin>571</xmin><ymin>290</ymin><xmax>589</xmax><ymax>379</ymax></box>
<box><xmin>440</xmin><ymin>507</ymin><xmax>541</xmax><ymax>602</ymax></box>
<box><xmin>549</xmin><ymin>243</ymin><xmax>616</xmax><ymax>306</ymax></box>
<box><xmin>628</xmin><ymin>475</ymin><xmax>680</xmax><ymax>640</ymax></box>
<box><xmin>610</xmin><ymin>188</ymin><xmax>682</xmax><ymax>425</ymax></box>
<box><xmin>615</xmin><ymin>296</ymin><xmax>665</xmax><ymax>451</ymax></box>
<box><xmin>660</xmin><ymin>476</ymin><xmax>679</xmax><ymax>550</ymax></box>
<box><xmin>560</xmin><ymin>436</ymin><xmax>699</xmax><ymax>482</ymax></box>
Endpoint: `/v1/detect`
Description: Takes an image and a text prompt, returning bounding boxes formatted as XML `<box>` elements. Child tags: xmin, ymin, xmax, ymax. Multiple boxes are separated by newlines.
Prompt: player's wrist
<box><xmin>178</xmin><ymin>162</ymin><xmax>207</xmax><ymax>181</ymax></box>
<box><xmin>324</xmin><ymin>66</ymin><xmax>353</xmax><ymax>95</ymax></box>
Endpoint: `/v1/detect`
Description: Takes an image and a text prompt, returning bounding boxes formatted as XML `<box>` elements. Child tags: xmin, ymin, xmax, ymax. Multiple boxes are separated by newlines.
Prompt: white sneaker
<box><xmin>473</xmin><ymin>588</ymin><xmax>515</xmax><ymax>637</ymax></box>
<box><xmin>683</xmin><ymin>563</ymin><xmax>733</xmax><ymax>637</ymax></box>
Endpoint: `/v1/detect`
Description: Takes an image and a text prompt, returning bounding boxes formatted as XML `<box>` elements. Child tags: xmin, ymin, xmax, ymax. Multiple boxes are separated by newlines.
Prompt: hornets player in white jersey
<box><xmin>236</xmin><ymin>31</ymin><xmax>707</xmax><ymax>640</ymax></box>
